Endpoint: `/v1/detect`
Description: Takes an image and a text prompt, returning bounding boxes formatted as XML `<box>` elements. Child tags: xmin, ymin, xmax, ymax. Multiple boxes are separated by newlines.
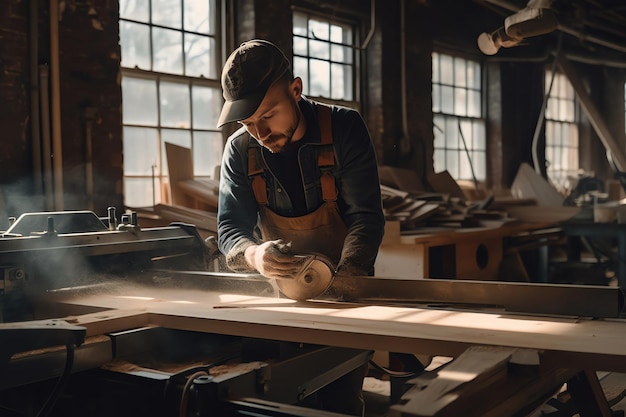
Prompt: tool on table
<box><xmin>275</xmin><ymin>253</ymin><xmax>336</xmax><ymax>301</ymax></box>
<box><xmin>265</xmin><ymin>240</ymin><xmax>336</xmax><ymax>301</ymax></box>
<box><xmin>149</xmin><ymin>251</ymin><xmax>336</xmax><ymax>301</ymax></box>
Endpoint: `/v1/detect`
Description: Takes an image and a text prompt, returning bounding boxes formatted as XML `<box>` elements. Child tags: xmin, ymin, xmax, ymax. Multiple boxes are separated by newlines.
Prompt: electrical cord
<box><xmin>179</xmin><ymin>370</ymin><xmax>210</xmax><ymax>417</ymax></box>
<box><xmin>368</xmin><ymin>359</ymin><xmax>419</xmax><ymax>379</ymax></box>
<box><xmin>36</xmin><ymin>343</ymin><xmax>75</xmax><ymax>417</ymax></box>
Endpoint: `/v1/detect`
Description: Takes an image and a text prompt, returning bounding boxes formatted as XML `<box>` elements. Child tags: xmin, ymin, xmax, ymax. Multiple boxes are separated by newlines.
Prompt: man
<box><xmin>217</xmin><ymin>39</ymin><xmax>385</xmax><ymax>294</ymax></box>
<box><xmin>216</xmin><ymin>39</ymin><xmax>385</xmax><ymax>416</ymax></box>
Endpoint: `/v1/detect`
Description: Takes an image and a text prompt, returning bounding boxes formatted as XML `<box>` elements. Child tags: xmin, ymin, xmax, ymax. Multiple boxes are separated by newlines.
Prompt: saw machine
<box><xmin>0</xmin><ymin>208</ymin><xmax>213</xmax><ymax>322</ymax></box>
<box><xmin>2</xmin><ymin>209</ymin><xmax>626</xmax><ymax>417</ymax></box>
<box><xmin>0</xmin><ymin>209</ymin><xmax>373</xmax><ymax>417</ymax></box>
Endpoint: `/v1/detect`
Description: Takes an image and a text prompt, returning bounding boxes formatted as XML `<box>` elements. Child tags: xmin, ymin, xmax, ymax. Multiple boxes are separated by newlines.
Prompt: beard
<box><xmin>260</xmin><ymin>132</ymin><xmax>293</xmax><ymax>153</ymax></box>
<box><xmin>258</xmin><ymin>105</ymin><xmax>302</xmax><ymax>153</ymax></box>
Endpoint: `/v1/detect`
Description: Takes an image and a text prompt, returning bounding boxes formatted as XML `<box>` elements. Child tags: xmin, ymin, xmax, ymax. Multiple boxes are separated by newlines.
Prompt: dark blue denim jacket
<box><xmin>217</xmin><ymin>97</ymin><xmax>385</xmax><ymax>274</ymax></box>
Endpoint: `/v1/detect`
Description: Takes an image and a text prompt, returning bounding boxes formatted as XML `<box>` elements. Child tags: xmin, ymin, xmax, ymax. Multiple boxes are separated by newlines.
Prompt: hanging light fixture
<box><xmin>477</xmin><ymin>0</ymin><xmax>558</xmax><ymax>55</ymax></box>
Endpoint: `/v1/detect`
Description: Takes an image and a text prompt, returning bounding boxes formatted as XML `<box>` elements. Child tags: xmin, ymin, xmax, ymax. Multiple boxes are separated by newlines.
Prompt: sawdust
<box><xmin>209</xmin><ymin>361</ymin><xmax>267</xmax><ymax>377</ymax></box>
<box><xmin>102</xmin><ymin>358</ymin><xmax>213</xmax><ymax>374</ymax></box>
<box><xmin>320</xmin><ymin>275</ymin><xmax>360</xmax><ymax>301</ymax></box>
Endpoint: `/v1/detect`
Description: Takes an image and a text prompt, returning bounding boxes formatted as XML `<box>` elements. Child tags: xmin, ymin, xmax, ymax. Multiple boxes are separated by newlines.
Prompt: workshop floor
<box><xmin>361</xmin><ymin>366</ymin><xmax>626</xmax><ymax>417</ymax></box>
<box><xmin>362</xmin><ymin>378</ymin><xmax>392</xmax><ymax>417</ymax></box>
<box><xmin>362</xmin><ymin>355</ymin><xmax>452</xmax><ymax>417</ymax></box>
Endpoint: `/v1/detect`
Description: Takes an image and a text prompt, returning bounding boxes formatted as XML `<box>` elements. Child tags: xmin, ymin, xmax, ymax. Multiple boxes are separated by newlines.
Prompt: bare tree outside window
<box><xmin>293</xmin><ymin>11</ymin><xmax>358</xmax><ymax>109</ymax></box>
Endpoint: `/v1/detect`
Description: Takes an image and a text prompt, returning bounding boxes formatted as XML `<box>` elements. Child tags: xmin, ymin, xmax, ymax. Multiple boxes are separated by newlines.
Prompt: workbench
<box><xmin>35</xmin><ymin>283</ymin><xmax>626</xmax><ymax>416</ymax></box>
<box><xmin>0</xmin><ymin>210</ymin><xmax>620</xmax><ymax>417</ymax></box>
<box><xmin>375</xmin><ymin>220</ymin><xmax>561</xmax><ymax>281</ymax></box>
<box><xmin>1</xmin><ymin>279</ymin><xmax>624</xmax><ymax>416</ymax></box>
<box><xmin>561</xmin><ymin>220</ymin><xmax>626</xmax><ymax>287</ymax></box>
<box><xmin>41</xmin><ymin>284</ymin><xmax>625</xmax><ymax>369</ymax></box>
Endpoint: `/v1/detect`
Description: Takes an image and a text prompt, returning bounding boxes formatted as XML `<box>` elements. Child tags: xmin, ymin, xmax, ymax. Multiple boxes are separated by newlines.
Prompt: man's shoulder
<box><xmin>305</xmin><ymin>98</ymin><xmax>362</xmax><ymax>124</ymax></box>
<box><xmin>226</xmin><ymin>126</ymin><xmax>255</xmax><ymax>148</ymax></box>
<box><xmin>331</xmin><ymin>104</ymin><xmax>361</xmax><ymax>121</ymax></box>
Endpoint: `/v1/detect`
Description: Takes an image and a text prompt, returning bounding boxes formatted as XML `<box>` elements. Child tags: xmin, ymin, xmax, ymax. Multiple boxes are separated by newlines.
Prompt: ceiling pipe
<box><xmin>50</xmin><ymin>0</ymin><xmax>64</xmax><ymax>210</ymax></box>
<box><xmin>480</xmin><ymin>0</ymin><xmax>626</xmax><ymax>54</ymax></box>
<box><xmin>29</xmin><ymin>0</ymin><xmax>42</xmax><ymax>205</ymax></box>
<box><xmin>399</xmin><ymin>0</ymin><xmax>410</xmax><ymax>153</ymax></box>
<box><xmin>39</xmin><ymin>65</ymin><xmax>54</xmax><ymax>211</ymax></box>
<box><xmin>360</xmin><ymin>0</ymin><xmax>376</xmax><ymax>50</ymax></box>
<box><xmin>557</xmin><ymin>54</ymin><xmax>626</xmax><ymax>172</ymax></box>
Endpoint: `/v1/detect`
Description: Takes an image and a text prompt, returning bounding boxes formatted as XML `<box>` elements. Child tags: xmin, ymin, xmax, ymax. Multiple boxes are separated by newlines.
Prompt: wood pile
<box><xmin>136</xmin><ymin>142</ymin><xmax>221</xmax><ymax>237</ymax></box>
<box><xmin>153</xmin><ymin>204</ymin><xmax>217</xmax><ymax>232</ymax></box>
<box><xmin>380</xmin><ymin>184</ymin><xmax>511</xmax><ymax>231</ymax></box>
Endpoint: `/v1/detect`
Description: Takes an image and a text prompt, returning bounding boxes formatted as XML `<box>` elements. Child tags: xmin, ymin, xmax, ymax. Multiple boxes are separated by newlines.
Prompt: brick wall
<box><xmin>0</xmin><ymin>0</ymin><xmax>123</xmax><ymax>219</ymax></box>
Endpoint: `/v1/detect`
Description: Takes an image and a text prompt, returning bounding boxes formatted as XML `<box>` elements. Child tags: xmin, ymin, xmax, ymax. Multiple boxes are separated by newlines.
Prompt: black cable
<box><xmin>36</xmin><ymin>343</ymin><xmax>75</xmax><ymax>417</ymax></box>
<box><xmin>179</xmin><ymin>370</ymin><xmax>209</xmax><ymax>417</ymax></box>
<box><xmin>368</xmin><ymin>359</ymin><xmax>418</xmax><ymax>379</ymax></box>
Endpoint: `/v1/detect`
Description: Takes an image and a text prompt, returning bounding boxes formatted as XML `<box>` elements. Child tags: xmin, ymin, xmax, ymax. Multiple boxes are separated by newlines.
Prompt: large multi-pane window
<box><xmin>120</xmin><ymin>0</ymin><xmax>222</xmax><ymax>208</ymax></box>
<box><xmin>432</xmin><ymin>53</ymin><xmax>486</xmax><ymax>181</ymax></box>
<box><xmin>292</xmin><ymin>11</ymin><xmax>356</xmax><ymax>105</ymax></box>
<box><xmin>545</xmin><ymin>70</ymin><xmax>579</xmax><ymax>192</ymax></box>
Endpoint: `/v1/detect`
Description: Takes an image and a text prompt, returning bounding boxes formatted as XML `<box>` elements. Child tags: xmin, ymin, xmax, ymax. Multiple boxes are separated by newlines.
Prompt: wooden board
<box><xmin>153</xmin><ymin>203</ymin><xmax>217</xmax><ymax>233</ymax></box>
<box><xmin>50</xmin><ymin>283</ymin><xmax>626</xmax><ymax>372</ymax></box>
<box><xmin>394</xmin><ymin>346</ymin><xmax>516</xmax><ymax>416</ymax></box>
<box><xmin>178</xmin><ymin>179</ymin><xmax>219</xmax><ymax>211</ymax></box>
<box><xmin>165</xmin><ymin>142</ymin><xmax>195</xmax><ymax>207</ymax></box>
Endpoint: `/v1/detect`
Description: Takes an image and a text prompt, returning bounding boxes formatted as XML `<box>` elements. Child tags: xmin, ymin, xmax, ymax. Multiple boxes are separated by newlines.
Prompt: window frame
<box><xmin>544</xmin><ymin>69</ymin><xmax>580</xmax><ymax>192</ymax></box>
<box><xmin>292</xmin><ymin>8</ymin><xmax>361</xmax><ymax>111</ymax></box>
<box><xmin>431</xmin><ymin>51</ymin><xmax>487</xmax><ymax>183</ymax></box>
<box><xmin>119</xmin><ymin>0</ymin><xmax>223</xmax><ymax>209</ymax></box>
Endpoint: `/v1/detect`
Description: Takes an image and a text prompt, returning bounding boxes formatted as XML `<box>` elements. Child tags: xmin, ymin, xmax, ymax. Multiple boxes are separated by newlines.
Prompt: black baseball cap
<box><xmin>217</xmin><ymin>39</ymin><xmax>291</xmax><ymax>127</ymax></box>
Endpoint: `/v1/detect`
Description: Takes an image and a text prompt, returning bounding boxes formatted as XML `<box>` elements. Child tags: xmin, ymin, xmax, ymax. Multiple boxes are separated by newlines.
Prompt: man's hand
<box><xmin>244</xmin><ymin>239</ymin><xmax>306</xmax><ymax>279</ymax></box>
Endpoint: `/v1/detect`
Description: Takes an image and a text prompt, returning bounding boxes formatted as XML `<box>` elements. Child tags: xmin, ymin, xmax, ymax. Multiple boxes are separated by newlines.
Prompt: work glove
<box><xmin>245</xmin><ymin>239</ymin><xmax>308</xmax><ymax>280</ymax></box>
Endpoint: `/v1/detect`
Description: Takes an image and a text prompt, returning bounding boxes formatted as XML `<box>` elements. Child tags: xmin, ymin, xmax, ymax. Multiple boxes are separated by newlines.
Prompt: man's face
<box><xmin>239</xmin><ymin>78</ymin><xmax>304</xmax><ymax>153</ymax></box>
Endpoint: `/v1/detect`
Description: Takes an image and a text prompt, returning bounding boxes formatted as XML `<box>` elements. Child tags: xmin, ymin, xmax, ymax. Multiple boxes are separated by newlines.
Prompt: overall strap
<box><xmin>316</xmin><ymin>104</ymin><xmax>337</xmax><ymax>202</ymax></box>
<box><xmin>248</xmin><ymin>147</ymin><xmax>268</xmax><ymax>205</ymax></box>
<box><xmin>246</xmin><ymin>103</ymin><xmax>337</xmax><ymax>206</ymax></box>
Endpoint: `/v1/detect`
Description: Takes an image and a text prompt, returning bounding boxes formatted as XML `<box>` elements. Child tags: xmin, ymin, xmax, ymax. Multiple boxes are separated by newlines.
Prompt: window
<box><xmin>119</xmin><ymin>0</ymin><xmax>222</xmax><ymax>208</ymax></box>
<box><xmin>432</xmin><ymin>53</ymin><xmax>486</xmax><ymax>182</ymax></box>
<box><xmin>545</xmin><ymin>70</ymin><xmax>579</xmax><ymax>192</ymax></box>
<box><xmin>293</xmin><ymin>11</ymin><xmax>356</xmax><ymax>105</ymax></box>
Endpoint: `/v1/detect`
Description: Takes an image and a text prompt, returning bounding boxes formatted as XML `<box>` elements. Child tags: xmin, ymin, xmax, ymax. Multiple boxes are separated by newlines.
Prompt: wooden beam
<box><xmin>51</xmin><ymin>286</ymin><xmax>626</xmax><ymax>372</ymax></box>
<box><xmin>557</xmin><ymin>55</ymin><xmax>626</xmax><ymax>172</ymax></box>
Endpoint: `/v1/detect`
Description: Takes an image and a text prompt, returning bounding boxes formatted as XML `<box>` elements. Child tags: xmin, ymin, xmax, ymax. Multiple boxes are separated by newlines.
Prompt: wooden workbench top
<box><xmin>399</xmin><ymin>221</ymin><xmax>561</xmax><ymax>246</ymax></box>
<box><xmin>50</xmin><ymin>282</ymin><xmax>626</xmax><ymax>373</ymax></box>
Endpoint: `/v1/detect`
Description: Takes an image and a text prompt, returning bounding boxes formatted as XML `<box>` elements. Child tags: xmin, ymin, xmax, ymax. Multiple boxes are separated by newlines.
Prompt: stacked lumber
<box><xmin>153</xmin><ymin>204</ymin><xmax>217</xmax><ymax>233</ymax></box>
<box><xmin>381</xmin><ymin>184</ymin><xmax>510</xmax><ymax>231</ymax></box>
<box><xmin>155</xmin><ymin>142</ymin><xmax>219</xmax><ymax>236</ymax></box>
<box><xmin>177</xmin><ymin>178</ymin><xmax>219</xmax><ymax>211</ymax></box>
<box><xmin>166</xmin><ymin>143</ymin><xmax>220</xmax><ymax>213</ymax></box>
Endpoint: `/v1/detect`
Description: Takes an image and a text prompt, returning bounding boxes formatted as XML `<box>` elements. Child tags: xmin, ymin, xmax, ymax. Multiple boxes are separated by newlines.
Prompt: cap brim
<box><xmin>217</xmin><ymin>88</ymin><xmax>267</xmax><ymax>128</ymax></box>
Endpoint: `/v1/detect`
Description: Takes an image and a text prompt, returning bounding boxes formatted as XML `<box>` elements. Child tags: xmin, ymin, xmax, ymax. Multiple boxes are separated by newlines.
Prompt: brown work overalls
<box><xmin>247</xmin><ymin>104</ymin><xmax>364</xmax><ymax>416</ymax></box>
<box><xmin>247</xmin><ymin>104</ymin><xmax>348</xmax><ymax>266</ymax></box>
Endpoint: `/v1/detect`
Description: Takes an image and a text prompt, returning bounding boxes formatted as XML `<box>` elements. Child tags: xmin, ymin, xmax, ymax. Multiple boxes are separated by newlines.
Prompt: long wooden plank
<box><xmin>391</xmin><ymin>346</ymin><xmax>516</xmax><ymax>416</ymax></box>
<box><xmin>165</xmin><ymin>142</ymin><xmax>195</xmax><ymax>207</ymax></box>
<box><xmin>52</xmin><ymin>284</ymin><xmax>626</xmax><ymax>372</ymax></box>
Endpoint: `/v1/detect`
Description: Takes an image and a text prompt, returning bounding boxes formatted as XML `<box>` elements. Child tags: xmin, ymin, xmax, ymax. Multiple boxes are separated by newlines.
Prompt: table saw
<box><xmin>1</xmin><ymin>209</ymin><xmax>626</xmax><ymax>417</ymax></box>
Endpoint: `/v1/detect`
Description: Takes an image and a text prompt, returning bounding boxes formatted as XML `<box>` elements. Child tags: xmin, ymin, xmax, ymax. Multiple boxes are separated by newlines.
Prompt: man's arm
<box><xmin>217</xmin><ymin>135</ymin><xmax>260</xmax><ymax>272</ymax></box>
<box><xmin>333</xmin><ymin>108</ymin><xmax>386</xmax><ymax>276</ymax></box>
